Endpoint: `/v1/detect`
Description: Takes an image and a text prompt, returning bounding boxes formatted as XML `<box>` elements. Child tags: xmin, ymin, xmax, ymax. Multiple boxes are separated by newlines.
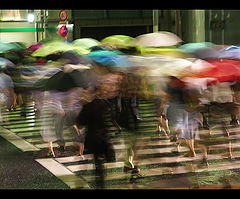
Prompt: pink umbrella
<box><xmin>27</xmin><ymin>43</ymin><xmax>44</xmax><ymax>52</ymax></box>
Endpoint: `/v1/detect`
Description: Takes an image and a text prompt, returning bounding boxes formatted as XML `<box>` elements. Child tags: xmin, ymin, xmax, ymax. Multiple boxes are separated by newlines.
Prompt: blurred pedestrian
<box><xmin>75</xmin><ymin>78</ymin><xmax>120</xmax><ymax>189</ymax></box>
<box><xmin>0</xmin><ymin>69</ymin><xmax>17</xmax><ymax>122</ymax></box>
<box><xmin>62</xmin><ymin>87</ymin><xmax>91</xmax><ymax>159</ymax></box>
<box><xmin>158</xmin><ymin>76</ymin><xmax>187</xmax><ymax>153</ymax></box>
<box><xmin>72</xmin><ymin>124</ymin><xmax>86</xmax><ymax>159</ymax></box>
<box><xmin>115</xmin><ymin>73</ymin><xmax>145</xmax><ymax>181</ymax></box>
<box><xmin>39</xmin><ymin>91</ymin><xmax>65</xmax><ymax>157</ymax></box>
<box><xmin>181</xmin><ymin>88</ymin><xmax>208</xmax><ymax>165</ymax></box>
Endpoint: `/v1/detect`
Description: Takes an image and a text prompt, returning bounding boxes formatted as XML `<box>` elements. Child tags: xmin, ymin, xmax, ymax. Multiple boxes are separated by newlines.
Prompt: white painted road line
<box><xmin>36</xmin><ymin>158</ymin><xmax>90</xmax><ymax>189</ymax></box>
<box><xmin>0</xmin><ymin>126</ymin><xmax>40</xmax><ymax>152</ymax></box>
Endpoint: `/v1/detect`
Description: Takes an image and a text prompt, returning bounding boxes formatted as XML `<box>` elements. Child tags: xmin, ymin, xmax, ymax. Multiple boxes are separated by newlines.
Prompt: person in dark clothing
<box><xmin>75</xmin><ymin>80</ymin><xmax>120</xmax><ymax>189</ymax></box>
<box><xmin>115</xmin><ymin>73</ymin><xmax>144</xmax><ymax>182</ymax></box>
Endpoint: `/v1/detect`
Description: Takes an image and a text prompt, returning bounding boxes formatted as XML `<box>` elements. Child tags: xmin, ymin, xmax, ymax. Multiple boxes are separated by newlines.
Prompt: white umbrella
<box><xmin>135</xmin><ymin>31</ymin><xmax>182</xmax><ymax>47</ymax></box>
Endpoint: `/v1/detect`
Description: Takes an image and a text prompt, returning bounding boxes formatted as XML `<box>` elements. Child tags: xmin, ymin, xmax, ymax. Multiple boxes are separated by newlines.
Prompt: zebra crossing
<box><xmin>2</xmin><ymin>99</ymin><xmax>240</xmax><ymax>189</ymax></box>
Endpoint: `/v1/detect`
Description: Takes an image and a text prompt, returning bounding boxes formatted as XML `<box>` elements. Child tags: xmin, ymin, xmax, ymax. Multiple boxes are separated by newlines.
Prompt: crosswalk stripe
<box><xmin>3</xmin><ymin>102</ymin><xmax>240</xmax><ymax>189</ymax></box>
<box><xmin>35</xmin><ymin>158</ymin><xmax>90</xmax><ymax>189</ymax></box>
<box><xmin>0</xmin><ymin>126</ymin><xmax>40</xmax><ymax>152</ymax></box>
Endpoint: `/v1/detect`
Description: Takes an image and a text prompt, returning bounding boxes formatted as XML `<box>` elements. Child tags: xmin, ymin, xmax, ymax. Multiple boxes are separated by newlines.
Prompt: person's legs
<box><xmin>187</xmin><ymin>139</ymin><xmax>196</xmax><ymax>157</ymax></box>
<box><xmin>47</xmin><ymin>141</ymin><xmax>55</xmax><ymax>157</ymax></box>
<box><xmin>55</xmin><ymin>114</ymin><xmax>65</xmax><ymax>151</ymax></box>
<box><xmin>94</xmin><ymin>153</ymin><xmax>105</xmax><ymax>189</ymax></box>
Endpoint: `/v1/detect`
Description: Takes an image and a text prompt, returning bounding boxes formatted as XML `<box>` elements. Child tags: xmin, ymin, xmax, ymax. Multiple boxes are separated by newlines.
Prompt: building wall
<box><xmin>2</xmin><ymin>10</ymin><xmax>240</xmax><ymax>46</ymax></box>
<box><xmin>73</xmin><ymin>10</ymin><xmax>173</xmax><ymax>40</ymax></box>
<box><xmin>0</xmin><ymin>22</ymin><xmax>37</xmax><ymax>45</ymax></box>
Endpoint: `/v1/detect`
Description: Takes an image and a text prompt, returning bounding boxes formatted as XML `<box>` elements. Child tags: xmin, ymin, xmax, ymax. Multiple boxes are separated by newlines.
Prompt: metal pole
<box><xmin>209</xmin><ymin>10</ymin><xmax>212</xmax><ymax>42</ymax></box>
<box><xmin>176</xmin><ymin>10</ymin><xmax>181</xmax><ymax>38</ymax></box>
<box><xmin>221</xmin><ymin>10</ymin><xmax>224</xmax><ymax>45</ymax></box>
<box><xmin>153</xmin><ymin>10</ymin><xmax>159</xmax><ymax>32</ymax></box>
<box><xmin>43</xmin><ymin>10</ymin><xmax>48</xmax><ymax>40</ymax></box>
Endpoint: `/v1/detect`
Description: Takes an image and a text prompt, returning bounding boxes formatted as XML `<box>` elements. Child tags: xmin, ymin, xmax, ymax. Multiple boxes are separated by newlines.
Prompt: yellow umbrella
<box><xmin>32</xmin><ymin>41</ymin><xmax>89</xmax><ymax>57</ymax></box>
<box><xmin>101</xmin><ymin>35</ymin><xmax>136</xmax><ymax>49</ymax></box>
<box><xmin>138</xmin><ymin>47</ymin><xmax>194</xmax><ymax>59</ymax></box>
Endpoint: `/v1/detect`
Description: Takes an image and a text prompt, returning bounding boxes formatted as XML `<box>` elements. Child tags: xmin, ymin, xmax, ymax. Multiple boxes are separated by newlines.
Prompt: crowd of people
<box><xmin>1</xmin><ymin>38</ymin><xmax>240</xmax><ymax>188</ymax></box>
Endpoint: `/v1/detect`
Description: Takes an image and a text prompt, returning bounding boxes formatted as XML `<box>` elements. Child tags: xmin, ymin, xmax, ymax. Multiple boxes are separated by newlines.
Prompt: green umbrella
<box><xmin>0</xmin><ymin>42</ymin><xmax>26</xmax><ymax>52</ymax></box>
<box><xmin>101</xmin><ymin>35</ymin><xmax>136</xmax><ymax>49</ymax></box>
<box><xmin>73</xmin><ymin>38</ymin><xmax>100</xmax><ymax>49</ymax></box>
<box><xmin>32</xmin><ymin>41</ymin><xmax>89</xmax><ymax>57</ymax></box>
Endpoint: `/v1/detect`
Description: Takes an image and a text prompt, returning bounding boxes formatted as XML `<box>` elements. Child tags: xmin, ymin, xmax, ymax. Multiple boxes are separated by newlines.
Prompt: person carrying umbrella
<box><xmin>75</xmin><ymin>74</ymin><xmax>123</xmax><ymax>188</ymax></box>
<box><xmin>0</xmin><ymin>65</ymin><xmax>17</xmax><ymax>122</ymax></box>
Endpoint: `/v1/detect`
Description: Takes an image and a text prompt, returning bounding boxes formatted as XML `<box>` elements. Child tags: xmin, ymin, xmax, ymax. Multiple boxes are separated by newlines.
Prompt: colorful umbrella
<box><xmin>185</xmin><ymin>60</ymin><xmax>240</xmax><ymax>83</ymax></box>
<box><xmin>135</xmin><ymin>31</ymin><xmax>182</xmax><ymax>47</ymax></box>
<box><xmin>193</xmin><ymin>47</ymin><xmax>221</xmax><ymax>60</ymax></box>
<box><xmin>27</xmin><ymin>43</ymin><xmax>44</xmax><ymax>52</ymax></box>
<box><xmin>179</xmin><ymin>42</ymin><xmax>215</xmax><ymax>53</ymax></box>
<box><xmin>0</xmin><ymin>57</ymin><xmax>15</xmax><ymax>67</ymax></box>
<box><xmin>31</xmin><ymin>41</ymin><xmax>89</xmax><ymax>57</ymax></box>
<box><xmin>73</xmin><ymin>38</ymin><xmax>100</xmax><ymax>49</ymax></box>
<box><xmin>0</xmin><ymin>42</ymin><xmax>26</xmax><ymax>52</ymax></box>
<box><xmin>86</xmin><ymin>50</ymin><xmax>124</xmax><ymax>57</ymax></box>
<box><xmin>138</xmin><ymin>47</ymin><xmax>193</xmax><ymax>58</ymax></box>
<box><xmin>101</xmin><ymin>35</ymin><xmax>136</xmax><ymax>49</ymax></box>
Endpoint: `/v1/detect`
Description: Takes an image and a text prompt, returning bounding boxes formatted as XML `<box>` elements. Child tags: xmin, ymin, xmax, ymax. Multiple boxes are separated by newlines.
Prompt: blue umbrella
<box><xmin>87</xmin><ymin>54</ymin><xmax>131</xmax><ymax>67</ymax></box>
<box><xmin>179</xmin><ymin>42</ymin><xmax>215</xmax><ymax>53</ymax></box>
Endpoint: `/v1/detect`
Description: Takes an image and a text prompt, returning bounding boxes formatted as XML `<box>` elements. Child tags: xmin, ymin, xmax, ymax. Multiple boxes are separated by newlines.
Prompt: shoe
<box><xmin>171</xmin><ymin>149</ymin><xmax>180</xmax><ymax>153</ymax></box>
<box><xmin>47</xmin><ymin>151</ymin><xmax>55</xmax><ymax>158</ymax></box>
<box><xmin>230</xmin><ymin>120</ymin><xmax>240</xmax><ymax>126</ymax></box>
<box><xmin>200</xmin><ymin>157</ymin><xmax>209</xmax><ymax>167</ymax></box>
<box><xmin>124</xmin><ymin>166</ymin><xmax>133</xmax><ymax>173</ymax></box>
<box><xmin>58</xmin><ymin>146</ymin><xmax>66</xmax><ymax>153</ymax></box>
<box><xmin>136</xmin><ymin>115</ymin><xmax>143</xmax><ymax>121</ymax></box>
<box><xmin>184</xmin><ymin>152</ymin><xmax>196</xmax><ymax>157</ymax></box>
<box><xmin>131</xmin><ymin>167</ymin><xmax>145</xmax><ymax>178</ymax></box>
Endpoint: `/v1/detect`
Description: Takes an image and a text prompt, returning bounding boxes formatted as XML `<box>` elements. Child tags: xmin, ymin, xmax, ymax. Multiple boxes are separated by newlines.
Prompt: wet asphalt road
<box><xmin>0</xmin><ymin>136</ymin><xmax>70</xmax><ymax>190</ymax></box>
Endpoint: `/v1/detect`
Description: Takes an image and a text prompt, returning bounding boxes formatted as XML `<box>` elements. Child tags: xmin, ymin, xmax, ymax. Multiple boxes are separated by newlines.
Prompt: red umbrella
<box><xmin>187</xmin><ymin>59</ymin><xmax>240</xmax><ymax>83</ymax></box>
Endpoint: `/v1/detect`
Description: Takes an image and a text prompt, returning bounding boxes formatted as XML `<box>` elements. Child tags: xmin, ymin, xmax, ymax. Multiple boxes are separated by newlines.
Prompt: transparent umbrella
<box><xmin>73</xmin><ymin>38</ymin><xmax>100</xmax><ymax>49</ymax></box>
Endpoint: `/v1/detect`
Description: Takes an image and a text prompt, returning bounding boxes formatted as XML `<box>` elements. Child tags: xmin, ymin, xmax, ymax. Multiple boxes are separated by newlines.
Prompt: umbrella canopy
<box><xmin>31</xmin><ymin>41</ymin><xmax>89</xmax><ymax>57</ymax></box>
<box><xmin>61</xmin><ymin>51</ymin><xmax>94</xmax><ymax>65</ymax></box>
<box><xmin>179</xmin><ymin>42</ymin><xmax>215</xmax><ymax>53</ymax></box>
<box><xmin>44</xmin><ymin>69</ymin><xmax>98</xmax><ymax>91</ymax></box>
<box><xmin>27</xmin><ymin>43</ymin><xmax>44</xmax><ymax>52</ymax></box>
<box><xmin>86</xmin><ymin>50</ymin><xmax>124</xmax><ymax>57</ymax></box>
<box><xmin>101</xmin><ymin>35</ymin><xmax>136</xmax><ymax>49</ymax></box>
<box><xmin>193</xmin><ymin>47</ymin><xmax>221</xmax><ymax>59</ymax></box>
<box><xmin>73</xmin><ymin>38</ymin><xmax>100</xmax><ymax>49</ymax></box>
<box><xmin>217</xmin><ymin>48</ymin><xmax>240</xmax><ymax>59</ymax></box>
<box><xmin>135</xmin><ymin>31</ymin><xmax>182</xmax><ymax>47</ymax></box>
<box><xmin>0</xmin><ymin>42</ymin><xmax>26</xmax><ymax>52</ymax></box>
<box><xmin>120</xmin><ymin>55</ymin><xmax>193</xmax><ymax>77</ymax></box>
<box><xmin>0</xmin><ymin>57</ymin><xmax>15</xmax><ymax>67</ymax></box>
<box><xmin>138</xmin><ymin>47</ymin><xmax>193</xmax><ymax>58</ymax></box>
<box><xmin>185</xmin><ymin>60</ymin><xmax>240</xmax><ymax>83</ymax></box>
<box><xmin>0</xmin><ymin>57</ymin><xmax>16</xmax><ymax>75</ymax></box>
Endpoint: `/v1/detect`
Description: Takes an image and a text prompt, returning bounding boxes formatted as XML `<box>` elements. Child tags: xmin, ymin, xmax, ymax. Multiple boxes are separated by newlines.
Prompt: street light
<box><xmin>27</xmin><ymin>10</ymin><xmax>35</xmax><ymax>23</ymax></box>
